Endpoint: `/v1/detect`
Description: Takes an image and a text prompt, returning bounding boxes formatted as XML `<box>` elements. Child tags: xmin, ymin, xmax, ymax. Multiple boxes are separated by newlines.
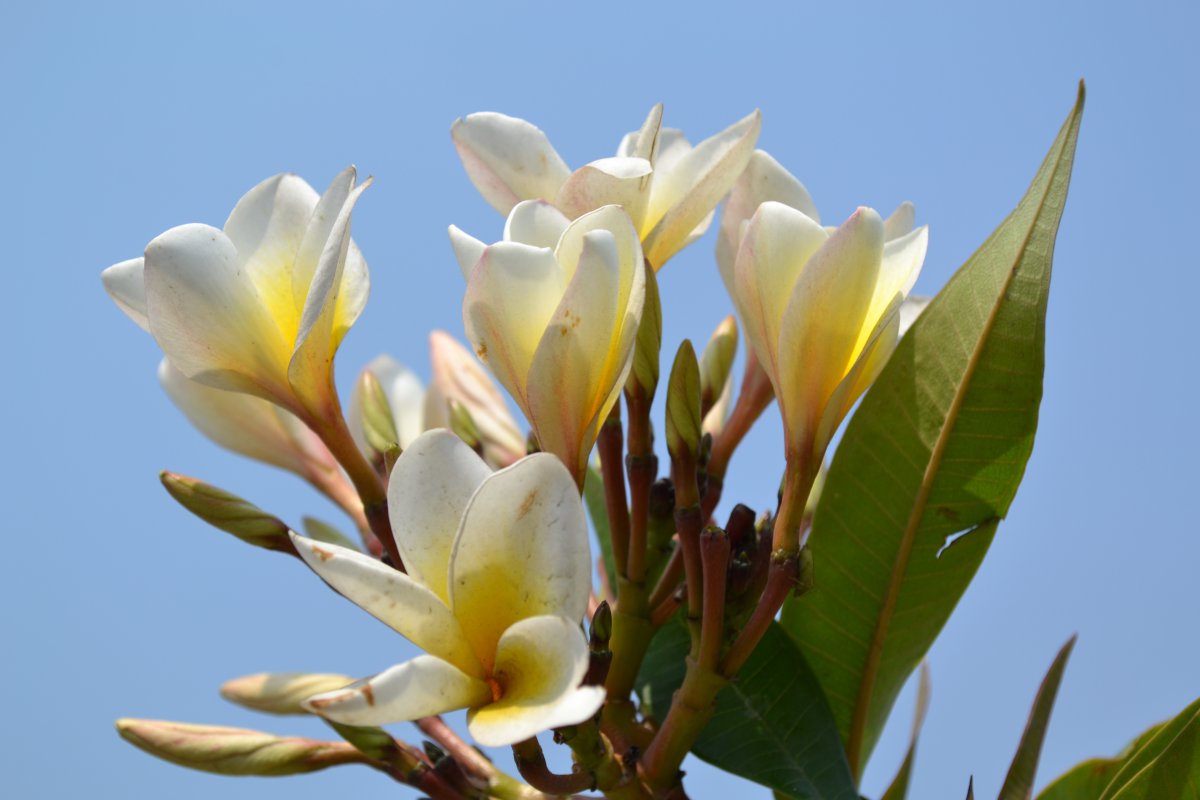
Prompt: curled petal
<box><xmin>467</xmin><ymin>616</ymin><xmax>605</xmax><ymax>747</ymax></box>
<box><xmin>556</xmin><ymin>157</ymin><xmax>652</xmax><ymax>227</ymax></box>
<box><xmin>144</xmin><ymin>223</ymin><xmax>292</xmax><ymax>400</ymax></box>
<box><xmin>291</xmin><ymin>533</ymin><xmax>483</xmax><ymax>678</ymax></box>
<box><xmin>643</xmin><ymin>110</ymin><xmax>762</xmax><ymax>268</ymax></box>
<box><xmin>503</xmin><ymin>200</ymin><xmax>571</xmax><ymax>249</ymax></box>
<box><xmin>616</xmin><ymin>103</ymin><xmax>664</xmax><ymax>161</ymax></box>
<box><xmin>387</xmin><ymin>430</ymin><xmax>492</xmax><ymax>604</ymax></box>
<box><xmin>452</xmin><ymin>112</ymin><xmax>571</xmax><ymax>215</ymax></box>
<box><xmin>883</xmin><ymin>201</ymin><xmax>916</xmax><ymax>240</ymax></box>
<box><xmin>449</xmin><ymin>454</ymin><xmax>591</xmax><ymax>670</ymax></box>
<box><xmin>305</xmin><ymin>656</ymin><xmax>490</xmax><ymax>727</ymax></box>
<box><xmin>717</xmin><ymin>150</ymin><xmax>819</xmax><ymax>294</ymax></box>
<box><xmin>448</xmin><ymin>225</ymin><xmax>487</xmax><ymax>279</ymax></box>
<box><xmin>101</xmin><ymin>257</ymin><xmax>150</xmax><ymax>332</ymax></box>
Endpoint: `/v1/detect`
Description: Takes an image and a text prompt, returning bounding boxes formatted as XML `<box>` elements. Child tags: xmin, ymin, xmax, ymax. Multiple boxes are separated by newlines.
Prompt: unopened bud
<box><xmin>699</xmin><ymin>315</ymin><xmax>738</xmax><ymax>420</ymax></box>
<box><xmin>301</xmin><ymin>517</ymin><xmax>359</xmax><ymax>551</ymax></box>
<box><xmin>448</xmin><ymin>400</ymin><xmax>483</xmax><ymax>452</ymax></box>
<box><xmin>325</xmin><ymin>721</ymin><xmax>402</xmax><ymax>764</ymax></box>
<box><xmin>804</xmin><ymin>461</ymin><xmax>828</xmax><ymax>519</ymax></box>
<box><xmin>590</xmin><ymin>601</ymin><xmax>613</xmax><ymax>648</ymax></box>
<box><xmin>356</xmin><ymin>369</ymin><xmax>400</xmax><ymax>456</ymax></box>
<box><xmin>665</xmin><ymin>340</ymin><xmax>702</xmax><ymax>464</ymax></box>
<box><xmin>625</xmin><ymin>261</ymin><xmax>662</xmax><ymax>400</ymax></box>
<box><xmin>422</xmin><ymin>740</ymin><xmax>447</xmax><ymax>764</ymax></box>
<box><xmin>526</xmin><ymin>430</ymin><xmax>541</xmax><ymax>455</ymax></box>
<box><xmin>724</xmin><ymin>504</ymin><xmax>757</xmax><ymax>553</ymax></box>
<box><xmin>115</xmin><ymin>718</ymin><xmax>364</xmax><ymax>776</ymax></box>
<box><xmin>160</xmin><ymin>472</ymin><xmax>294</xmax><ymax>555</ymax></box>
<box><xmin>220</xmin><ymin>672</ymin><xmax>354</xmax><ymax>716</ymax></box>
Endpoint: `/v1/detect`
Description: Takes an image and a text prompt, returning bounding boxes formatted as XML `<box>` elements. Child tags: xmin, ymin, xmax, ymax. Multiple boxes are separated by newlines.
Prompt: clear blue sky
<box><xmin>3</xmin><ymin>1</ymin><xmax>1197</xmax><ymax>797</ymax></box>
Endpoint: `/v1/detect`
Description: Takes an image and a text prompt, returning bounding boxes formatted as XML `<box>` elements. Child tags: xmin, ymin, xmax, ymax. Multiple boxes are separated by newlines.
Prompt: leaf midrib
<box><xmin>843</xmin><ymin>116</ymin><xmax>1075</xmax><ymax>776</ymax></box>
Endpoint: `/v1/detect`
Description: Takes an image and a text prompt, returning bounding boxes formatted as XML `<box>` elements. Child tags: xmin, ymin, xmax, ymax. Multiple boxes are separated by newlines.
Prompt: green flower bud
<box><xmin>220</xmin><ymin>672</ymin><xmax>355</xmax><ymax>716</ymax></box>
<box><xmin>357</xmin><ymin>368</ymin><xmax>399</xmax><ymax>455</ymax></box>
<box><xmin>665</xmin><ymin>340</ymin><xmax>702</xmax><ymax>464</ymax></box>
<box><xmin>625</xmin><ymin>260</ymin><xmax>662</xmax><ymax>400</ymax></box>
<box><xmin>699</xmin><ymin>315</ymin><xmax>738</xmax><ymax>419</ymax></box>
<box><xmin>160</xmin><ymin>472</ymin><xmax>294</xmax><ymax>555</ymax></box>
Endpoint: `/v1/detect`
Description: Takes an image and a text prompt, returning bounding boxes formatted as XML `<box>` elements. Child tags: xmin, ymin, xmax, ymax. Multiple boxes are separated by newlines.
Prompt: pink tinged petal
<box><xmin>616</xmin><ymin>103</ymin><xmax>664</xmax><ymax>161</ymax></box>
<box><xmin>643</xmin><ymin>111</ymin><xmax>762</xmax><ymax>268</ymax></box>
<box><xmin>716</xmin><ymin>150</ymin><xmax>819</xmax><ymax>295</ymax></box>
<box><xmin>101</xmin><ymin>257</ymin><xmax>150</xmax><ymax>332</ymax></box>
<box><xmin>883</xmin><ymin>201</ymin><xmax>916</xmax><ymax>240</ymax></box>
<box><xmin>451</xmin><ymin>112</ymin><xmax>571</xmax><ymax>215</ymax></box>
<box><xmin>448</xmin><ymin>454</ymin><xmax>591</xmax><ymax>670</ymax></box>
<box><xmin>429</xmin><ymin>331</ymin><xmax>527</xmax><ymax>464</ymax></box>
<box><xmin>158</xmin><ymin>358</ymin><xmax>327</xmax><ymax>477</ymax></box>
<box><xmin>387</xmin><ymin>430</ymin><xmax>492</xmax><ymax>605</ymax></box>
<box><xmin>503</xmin><ymin>200</ymin><xmax>571</xmax><ymax>248</ymax></box>
<box><xmin>144</xmin><ymin>223</ymin><xmax>292</xmax><ymax>400</ymax></box>
<box><xmin>448</xmin><ymin>225</ymin><xmax>487</xmax><ymax>280</ymax></box>
<box><xmin>732</xmin><ymin>202</ymin><xmax>829</xmax><ymax>398</ymax></box>
<box><xmin>348</xmin><ymin>355</ymin><xmax>426</xmax><ymax>456</ymax></box>
<box><xmin>290</xmin><ymin>533</ymin><xmax>484</xmax><ymax>678</ymax></box>
<box><xmin>304</xmin><ymin>656</ymin><xmax>491</xmax><ymax>727</ymax></box>
<box><xmin>776</xmin><ymin>207</ymin><xmax>885</xmax><ymax>451</ymax></box>
<box><xmin>467</xmin><ymin>616</ymin><xmax>606</xmax><ymax>747</ymax></box>
<box><xmin>462</xmin><ymin>242</ymin><xmax>566</xmax><ymax>412</ymax></box>
<box><xmin>222</xmin><ymin>173</ymin><xmax>320</xmax><ymax>340</ymax></box>
<box><xmin>288</xmin><ymin>176</ymin><xmax>371</xmax><ymax>416</ymax></box>
<box><xmin>556</xmin><ymin>157</ymin><xmax>653</xmax><ymax>227</ymax></box>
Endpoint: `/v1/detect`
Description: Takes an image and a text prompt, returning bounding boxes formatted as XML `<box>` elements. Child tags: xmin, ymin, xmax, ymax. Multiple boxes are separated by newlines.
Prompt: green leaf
<box><xmin>881</xmin><ymin>663</ymin><xmax>931</xmax><ymax>800</ymax></box>
<box><xmin>637</xmin><ymin>619</ymin><xmax>858</xmax><ymax>800</ymax></box>
<box><xmin>1037</xmin><ymin>696</ymin><xmax>1200</xmax><ymax>800</ymax></box>
<box><xmin>999</xmin><ymin>637</ymin><xmax>1076</xmax><ymax>800</ymax></box>
<box><xmin>780</xmin><ymin>83</ymin><xmax>1085</xmax><ymax>777</ymax></box>
<box><xmin>583</xmin><ymin>464</ymin><xmax>617</xmax><ymax>597</ymax></box>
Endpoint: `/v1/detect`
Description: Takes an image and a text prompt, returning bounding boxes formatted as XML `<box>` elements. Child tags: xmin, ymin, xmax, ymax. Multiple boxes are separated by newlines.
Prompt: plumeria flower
<box><xmin>429</xmin><ymin>330</ymin><xmax>526</xmax><ymax>467</ymax></box>
<box><xmin>290</xmin><ymin>430</ymin><xmax>603</xmax><ymax>747</ymax></box>
<box><xmin>462</xmin><ymin>205</ymin><xmax>646</xmax><ymax>485</ymax></box>
<box><xmin>451</xmin><ymin>104</ymin><xmax>761</xmax><ymax>269</ymax></box>
<box><xmin>731</xmin><ymin>201</ymin><xmax>928</xmax><ymax>462</ymax></box>
<box><xmin>101</xmin><ymin>167</ymin><xmax>370</xmax><ymax>423</ymax></box>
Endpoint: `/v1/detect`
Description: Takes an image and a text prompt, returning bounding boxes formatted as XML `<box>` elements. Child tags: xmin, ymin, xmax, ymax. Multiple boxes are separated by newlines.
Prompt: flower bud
<box><xmin>665</xmin><ymin>340</ymin><xmax>702</xmax><ymax>465</ymax></box>
<box><xmin>589</xmin><ymin>600</ymin><xmax>613</xmax><ymax>648</ymax></box>
<box><xmin>356</xmin><ymin>368</ymin><xmax>400</xmax><ymax>456</ymax></box>
<box><xmin>699</xmin><ymin>315</ymin><xmax>738</xmax><ymax>420</ymax></box>
<box><xmin>160</xmin><ymin>472</ymin><xmax>295</xmax><ymax>555</ymax></box>
<box><xmin>220</xmin><ymin>672</ymin><xmax>355</xmax><ymax>715</ymax></box>
<box><xmin>325</xmin><ymin>721</ymin><xmax>403</xmax><ymax>765</ymax></box>
<box><xmin>626</xmin><ymin>260</ymin><xmax>662</xmax><ymax>401</ymax></box>
<box><xmin>301</xmin><ymin>516</ymin><xmax>360</xmax><ymax>551</ymax></box>
<box><xmin>115</xmin><ymin>719</ymin><xmax>365</xmax><ymax>776</ymax></box>
<box><xmin>448</xmin><ymin>400</ymin><xmax>483</xmax><ymax>453</ymax></box>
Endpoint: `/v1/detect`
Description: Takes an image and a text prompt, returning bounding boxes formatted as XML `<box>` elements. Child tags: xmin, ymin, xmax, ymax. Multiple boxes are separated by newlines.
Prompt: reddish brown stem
<box><xmin>721</xmin><ymin>555</ymin><xmax>799</xmax><ymax>676</ymax></box>
<box><xmin>698</xmin><ymin>528</ymin><xmax>731</xmax><ymax>670</ymax></box>
<box><xmin>512</xmin><ymin>738</ymin><xmax>594</xmax><ymax>795</ymax></box>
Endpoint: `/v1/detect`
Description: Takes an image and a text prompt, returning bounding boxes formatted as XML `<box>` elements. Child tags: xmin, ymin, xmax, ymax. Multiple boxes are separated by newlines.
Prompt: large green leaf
<box><xmin>781</xmin><ymin>84</ymin><xmax>1085</xmax><ymax>777</ymax></box>
<box><xmin>999</xmin><ymin>637</ymin><xmax>1076</xmax><ymax>800</ymax></box>
<box><xmin>637</xmin><ymin>619</ymin><xmax>858</xmax><ymax>800</ymax></box>
<box><xmin>1038</xmin><ymin>696</ymin><xmax>1200</xmax><ymax>800</ymax></box>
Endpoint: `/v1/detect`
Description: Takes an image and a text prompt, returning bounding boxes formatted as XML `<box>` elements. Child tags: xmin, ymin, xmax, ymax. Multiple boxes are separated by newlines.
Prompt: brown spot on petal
<box><xmin>516</xmin><ymin>490</ymin><xmax>538</xmax><ymax>520</ymax></box>
<box><xmin>487</xmin><ymin>677</ymin><xmax>504</xmax><ymax>703</ymax></box>
<box><xmin>362</xmin><ymin>684</ymin><xmax>376</xmax><ymax>706</ymax></box>
<box><xmin>312</xmin><ymin>546</ymin><xmax>335</xmax><ymax>562</ymax></box>
<box><xmin>475</xmin><ymin>342</ymin><xmax>488</xmax><ymax>360</ymax></box>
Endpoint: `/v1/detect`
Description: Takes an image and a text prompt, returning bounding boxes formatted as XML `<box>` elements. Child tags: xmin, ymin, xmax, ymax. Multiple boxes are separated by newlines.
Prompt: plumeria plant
<box><xmin>100</xmin><ymin>85</ymin><xmax>1200</xmax><ymax>799</ymax></box>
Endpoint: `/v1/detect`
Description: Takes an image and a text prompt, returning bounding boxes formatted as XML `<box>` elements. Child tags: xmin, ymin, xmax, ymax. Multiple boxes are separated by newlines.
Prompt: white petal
<box><xmin>291</xmin><ymin>533</ymin><xmax>483</xmax><ymax>677</ymax></box>
<box><xmin>883</xmin><ymin>201</ymin><xmax>916</xmax><ymax>240</ymax></box>
<box><xmin>776</xmin><ymin>207</ymin><xmax>885</xmax><ymax>448</ymax></box>
<box><xmin>643</xmin><ymin>111</ymin><xmax>762</xmax><ymax>267</ymax></box>
<box><xmin>503</xmin><ymin>200</ymin><xmax>571</xmax><ymax>248</ymax></box>
<box><xmin>101</xmin><ymin>257</ymin><xmax>150</xmax><ymax>332</ymax></box>
<box><xmin>449</xmin><ymin>454</ymin><xmax>591</xmax><ymax>669</ymax></box>
<box><xmin>652</xmin><ymin>128</ymin><xmax>692</xmax><ymax>175</ymax></box>
<box><xmin>616</xmin><ymin>104</ymin><xmax>664</xmax><ymax>161</ymax></box>
<box><xmin>466</xmin><ymin>616</ymin><xmax>604</xmax><ymax>747</ymax></box>
<box><xmin>144</xmin><ymin>223</ymin><xmax>292</xmax><ymax>399</ymax></box>
<box><xmin>223</xmin><ymin>173</ymin><xmax>319</xmax><ymax>340</ymax></box>
<box><xmin>159</xmin><ymin>359</ymin><xmax>329</xmax><ymax>476</ymax></box>
<box><xmin>899</xmin><ymin>294</ymin><xmax>932</xmax><ymax>336</ymax></box>
<box><xmin>733</xmin><ymin>202</ymin><xmax>829</xmax><ymax>392</ymax></box>
<box><xmin>387</xmin><ymin>430</ymin><xmax>492</xmax><ymax>605</ymax></box>
<box><xmin>448</xmin><ymin>225</ymin><xmax>487</xmax><ymax>280</ymax></box>
<box><xmin>556</xmin><ymin>157</ymin><xmax>653</xmax><ymax>227</ymax></box>
<box><xmin>305</xmin><ymin>656</ymin><xmax>490</xmax><ymax>727</ymax></box>
<box><xmin>463</xmin><ymin>242</ymin><xmax>566</xmax><ymax>412</ymax></box>
<box><xmin>288</xmin><ymin>176</ymin><xmax>371</xmax><ymax>415</ymax></box>
<box><xmin>716</xmin><ymin>150</ymin><xmax>819</xmax><ymax>296</ymax></box>
<box><xmin>452</xmin><ymin>112</ymin><xmax>571</xmax><ymax>215</ymax></box>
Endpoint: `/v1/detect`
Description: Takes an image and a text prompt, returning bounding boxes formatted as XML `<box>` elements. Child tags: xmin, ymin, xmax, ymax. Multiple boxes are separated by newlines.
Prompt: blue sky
<box><xmin>2</xmin><ymin>1</ymin><xmax>1197</xmax><ymax>797</ymax></box>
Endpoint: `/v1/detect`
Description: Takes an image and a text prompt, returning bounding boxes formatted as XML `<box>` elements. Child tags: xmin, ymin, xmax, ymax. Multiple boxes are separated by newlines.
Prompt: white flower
<box><xmin>451</xmin><ymin>105</ymin><xmax>760</xmax><ymax>269</ymax></box>
<box><xmin>291</xmin><ymin>431</ymin><xmax>602</xmax><ymax>747</ymax></box>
